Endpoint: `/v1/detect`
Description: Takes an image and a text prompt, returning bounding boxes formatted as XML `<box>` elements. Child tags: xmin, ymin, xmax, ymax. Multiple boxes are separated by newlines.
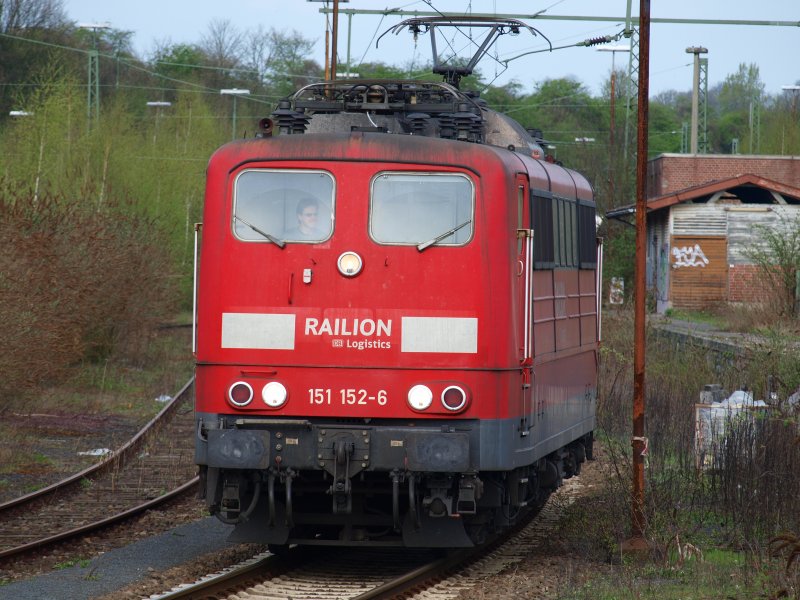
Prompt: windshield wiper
<box><xmin>234</xmin><ymin>215</ymin><xmax>285</xmax><ymax>249</ymax></box>
<box><xmin>417</xmin><ymin>220</ymin><xmax>472</xmax><ymax>252</ymax></box>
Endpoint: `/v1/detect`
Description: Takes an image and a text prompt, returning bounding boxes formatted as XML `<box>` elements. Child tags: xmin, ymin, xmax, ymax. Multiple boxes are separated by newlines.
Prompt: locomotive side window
<box><xmin>369</xmin><ymin>173</ymin><xmax>474</xmax><ymax>246</ymax></box>
<box><xmin>577</xmin><ymin>200</ymin><xmax>598</xmax><ymax>269</ymax></box>
<box><xmin>232</xmin><ymin>169</ymin><xmax>334</xmax><ymax>243</ymax></box>
<box><xmin>532</xmin><ymin>191</ymin><xmax>596</xmax><ymax>269</ymax></box>
<box><xmin>532</xmin><ymin>192</ymin><xmax>555</xmax><ymax>268</ymax></box>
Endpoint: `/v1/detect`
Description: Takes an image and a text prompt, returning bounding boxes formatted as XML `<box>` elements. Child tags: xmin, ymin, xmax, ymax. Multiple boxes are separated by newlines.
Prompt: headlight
<box><xmin>228</xmin><ymin>381</ymin><xmax>254</xmax><ymax>407</ymax></box>
<box><xmin>262</xmin><ymin>381</ymin><xmax>288</xmax><ymax>408</ymax></box>
<box><xmin>337</xmin><ymin>251</ymin><xmax>363</xmax><ymax>277</ymax></box>
<box><xmin>407</xmin><ymin>384</ymin><xmax>433</xmax><ymax>411</ymax></box>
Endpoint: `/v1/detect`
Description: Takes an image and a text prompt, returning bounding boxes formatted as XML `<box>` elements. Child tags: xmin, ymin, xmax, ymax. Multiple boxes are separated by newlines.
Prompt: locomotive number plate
<box><xmin>308</xmin><ymin>388</ymin><xmax>388</xmax><ymax>406</ymax></box>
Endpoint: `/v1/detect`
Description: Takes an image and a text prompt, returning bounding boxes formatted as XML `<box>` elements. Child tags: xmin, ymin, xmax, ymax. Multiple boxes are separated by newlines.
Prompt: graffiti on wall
<box><xmin>672</xmin><ymin>244</ymin><xmax>709</xmax><ymax>268</ymax></box>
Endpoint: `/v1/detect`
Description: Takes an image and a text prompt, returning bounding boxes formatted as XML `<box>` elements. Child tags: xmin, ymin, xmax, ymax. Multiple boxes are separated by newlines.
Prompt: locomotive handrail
<box><xmin>288</xmin><ymin>79</ymin><xmax>466</xmax><ymax>112</ymax></box>
<box><xmin>291</xmin><ymin>79</ymin><xmax>462</xmax><ymax>99</ymax></box>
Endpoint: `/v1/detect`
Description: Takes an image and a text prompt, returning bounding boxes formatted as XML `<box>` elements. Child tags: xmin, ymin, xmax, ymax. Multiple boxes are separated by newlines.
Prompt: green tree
<box><xmin>0</xmin><ymin>0</ymin><xmax>74</xmax><ymax>116</ymax></box>
<box><xmin>718</xmin><ymin>63</ymin><xmax>765</xmax><ymax>113</ymax></box>
<box><xmin>261</xmin><ymin>29</ymin><xmax>322</xmax><ymax>98</ymax></box>
<box><xmin>648</xmin><ymin>101</ymin><xmax>682</xmax><ymax>155</ymax></box>
<box><xmin>356</xmin><ymin>60</ymin><xmax>432</xmax><ymax>81</ymax></box>
<box><xmin>708</xmin><ymin>63</ymin><xmax>765</xmax><ymax>153</ymax></box>
<box><xmin>151</xmin><ymin>43</ymin><xmax>209</xmax><ymax>82</ymax></box>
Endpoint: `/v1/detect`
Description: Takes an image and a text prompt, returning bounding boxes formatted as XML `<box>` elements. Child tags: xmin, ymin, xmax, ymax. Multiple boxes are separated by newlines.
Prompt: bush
<box><xmin>597</xmin><ymin>309</ymin><xmax>800</xmax><ymax>559</ymax></box>
<box><xmin>743</xmin><ymin>217</ymin><xmax>800</xmax><ymax>317</ymax></box>
<box><xmin>0</xmin><ymin>189</ymin><xmax>177</xmax><ymax>398</ymax></box>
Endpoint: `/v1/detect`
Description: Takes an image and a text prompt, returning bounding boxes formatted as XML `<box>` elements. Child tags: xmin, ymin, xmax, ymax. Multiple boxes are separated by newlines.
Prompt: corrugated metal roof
<box><xmin>607</xmin><ymin>173</ymin><xmax>800</xmax><ymax>221</ymax></box>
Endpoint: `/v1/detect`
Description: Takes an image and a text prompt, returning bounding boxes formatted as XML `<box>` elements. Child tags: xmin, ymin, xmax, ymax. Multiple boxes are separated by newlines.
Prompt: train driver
<box><xmin>286</xmin><ymin>197</ymin><xmax>325</xmax><ymax>241</ymax></box>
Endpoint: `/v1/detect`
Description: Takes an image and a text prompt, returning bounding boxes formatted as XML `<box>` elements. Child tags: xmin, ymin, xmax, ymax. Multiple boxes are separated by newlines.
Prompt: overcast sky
<box><xmin>64</xmin><ymin>0</ymin><xmax>799</xmax><ymax>97</ymax></box>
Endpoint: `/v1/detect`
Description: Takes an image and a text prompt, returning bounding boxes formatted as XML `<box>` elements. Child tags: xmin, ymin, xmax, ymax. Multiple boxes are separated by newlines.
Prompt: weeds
<box><xmin>771</xmin><ymin>533</ymin><xmax>800</xmax><ymax>574</ymax></box>
<box><xmin>0</xmin><ymin>191</ymin><xmax>178</xmax><ymax>402</ymax></box>
<box><xmin>770</xmin><ymin>532</ymin><xmax>800</xmax><ymax>599</ymax></box>
<box><xmin>572</xmin><ymin>308</ymin><xmax>800</xmax><ymax>599</ymax></box>
<box><xmin>53</xmin><ymin>558</ymin><xmax>90</xmax><ymax>570</ymax></box>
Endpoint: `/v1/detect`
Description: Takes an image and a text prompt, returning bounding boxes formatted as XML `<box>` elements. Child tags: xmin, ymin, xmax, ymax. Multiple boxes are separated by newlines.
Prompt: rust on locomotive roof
<box><xmin>267</xmin><ymin>79</ymin><xmax>544</xmax><ymax>159</ymax></box>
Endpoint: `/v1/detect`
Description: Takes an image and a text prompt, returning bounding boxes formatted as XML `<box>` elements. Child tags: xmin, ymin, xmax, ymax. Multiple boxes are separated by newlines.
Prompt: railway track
<box><xmin>147</xmin><ymin>476</ymin><xmax>586</xmax><ymax>600</ymax></box>
<box><xmin>0</xmin><ymin>377</ymin><xmax>199</xmax><ymax>561</ymax></box>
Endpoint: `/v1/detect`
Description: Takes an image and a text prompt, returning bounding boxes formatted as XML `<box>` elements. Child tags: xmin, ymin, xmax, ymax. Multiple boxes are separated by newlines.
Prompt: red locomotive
<box><xmin>194</xmin><ymin>18</ymin><xmax>600</xmax><ymax>549</ymax></box>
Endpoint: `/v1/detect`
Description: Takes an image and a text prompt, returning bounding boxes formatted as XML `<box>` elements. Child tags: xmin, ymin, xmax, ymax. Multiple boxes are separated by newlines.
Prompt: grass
<box><xmin>572</xmin><ymin>308</ymin><xmax>800</xmax><ymax>600</ymax></box>
<box><xmin>0</xmin><ymin>428</ymin><xmax>59</xmax><ymax>475</ymax></box>
<box><xmin>664</xmin><ymin>305</ymin><xmax>800</xmax><ymax>342</ymax></box>
<box><xmin>0</xmin><ymin>322</ymin><xmax>193</xmax><ymax>498</ymax></box>
<box><xmin>556</xmin><ymin>485</ymin><xmax>796</xmax><ymax>600</ymax></box>
<box><xmin>53</xmin><ymin>558</ymin><xmax>91</xmax><ymax>570</ymax></box>
<box><xmin>558</xmin><ymin>558</ymin><xmax>756</xmax><ymax>599</ymax></box>
<box><xmin>663</xmin><ymin>308</ymin><xmax>727</xmax><ymax>329</ymax></box>
<box><xmin>11</xmin><ymin>323</ymin><xmax>193</xmax><ymax>420</ymax></box>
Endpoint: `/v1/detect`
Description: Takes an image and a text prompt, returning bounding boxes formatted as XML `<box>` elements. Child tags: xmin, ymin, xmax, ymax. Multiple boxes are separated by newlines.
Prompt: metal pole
<box><xmin>598</xmin><ymin>46</ymin><xmax>630</xmax><ymax>207</ymax></box>
<box><xmin>690</xmin><ymin>53</ymin><xmax>699</xmax><ymax>153</ymax></box>
<box><xmin>686</xmin><ymin>47</ymin><xmax>707</xmax><ymax>154</ymax></box>
<box><xmin>610</xmin><ymin>66</ymin><xmax>616</xmax><ymax>205</ymax></box>
<box><xmin>146</xmin><ymin>101</ymin><xmax>171</xmax><ymax>146</ymax></box>
<box><xmin>783</xmin><ymin>86</ymin><xmax>800</xmax><ymax>154</ymax></box>
<box><xmin>324</xmin><ymin>25</ymin><xmax>330</xmax><ymax>80</ymax></box>
<box><xmin>627</xmin><ymin>0</ymin><xmax>651</xmax><ymax>552</ymax></box>
<box><xmin>232</xmin><ymin>96</ymin><xmax>237</xmax><ymax>139</ymax></box>
<box><xmin>220</xmin><ymin>89</ymin><xmax>250</xmax><ymax>140</ymax></box>
<box><xmin>346</xmin><ymin>12</ymin><xmax>353</xmax><ymax>77</ymax></box>
<box><xmin>78</xmin><ymin>23</ymin><xmax>111</xmax><ymax>126</ymax></box>
<box><xmin>331</xmin><ymin>0</ymin><xmax>340</xmax><ymax>81</ymax></box>
<box><xmin>87</xmin><ymin>49</ymin><xmax>100</xmax><ymax>123</ymax></box>
<box><xmin>610</xmin><ymin>57</ymin><xmax>616</xmax><ymax>154</ymax></box>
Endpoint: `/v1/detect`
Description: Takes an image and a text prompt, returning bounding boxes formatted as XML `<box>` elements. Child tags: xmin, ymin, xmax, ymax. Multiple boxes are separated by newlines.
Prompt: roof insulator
<box><xmin>271</xmin><ymin>101</ymin><xmax>309</xmax><ymax>135</ymax></box>
<box><xmin>405</xmin><ymin>112</ymin><xmax>431</xmax><ymax>135</ymax></box>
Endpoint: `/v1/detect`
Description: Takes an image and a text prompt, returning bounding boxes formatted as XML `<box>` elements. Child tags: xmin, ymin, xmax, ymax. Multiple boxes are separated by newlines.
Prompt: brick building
<box><xmin>608</xmin><ymin>154</ymin><xmax>800</xmax><ymax>312</ymax></box>
<box><xmin>647</xmin><ymin>154</ymin><xmax>800</xmax><ymax>198</ymax></box>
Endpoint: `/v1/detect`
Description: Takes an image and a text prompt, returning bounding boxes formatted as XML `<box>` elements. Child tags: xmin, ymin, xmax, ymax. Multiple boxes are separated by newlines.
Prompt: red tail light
<box><xmin>441</xmin><ymin>386</ymin><xmax>467</xmax><ymax>411</ymax></box>
<box><xmin>228</xmin><ymin>381</ymin><xmax>254</xmax><ymax>407</ymax></box>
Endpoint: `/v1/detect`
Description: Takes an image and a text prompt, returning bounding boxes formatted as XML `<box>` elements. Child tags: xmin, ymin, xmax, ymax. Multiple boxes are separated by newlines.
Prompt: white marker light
<box><xmin>407</xmin><ymin>384</ymin><xmax>433</xmax><ymax>411</ymax></box>
<box><xmin>262</xmin><ymin>381</ymin><xmax>288</xmax><ymax>408</ymax></box>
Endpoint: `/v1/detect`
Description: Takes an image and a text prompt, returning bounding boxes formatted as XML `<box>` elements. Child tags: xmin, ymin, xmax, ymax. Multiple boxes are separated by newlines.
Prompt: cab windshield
<box><xmin>233</xmin><ymin>169</ymin><xmax>334</xmax><ymax>243</ymax></box>
<box><xmin>369</xmin><ymin>172</ymin><xmax>474</xmax><ymax>246</ymax></box>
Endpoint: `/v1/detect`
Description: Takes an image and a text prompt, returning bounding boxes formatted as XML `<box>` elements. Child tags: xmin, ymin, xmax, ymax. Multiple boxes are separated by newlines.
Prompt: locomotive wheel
<box><xmin>268</xmin><ymin>543</ymin><xmax>292</xmax><ymax>556</ymax></box>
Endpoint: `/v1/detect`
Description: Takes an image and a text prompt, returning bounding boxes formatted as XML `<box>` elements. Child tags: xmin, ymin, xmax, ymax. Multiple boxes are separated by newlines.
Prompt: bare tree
<box><xmin>0</xmin><ymin>0</ymin><xmax>67</xmax><ymax>32</ymax></box>
<box><xmin>239</xmin><ymin>26</ymin><xmax>321</xmax><ymax>95</ymax></box>
<box><xmin>242</xmin><ymin>24</ymin><xmax>271</xmax><ymax>85</ymax></box>
<box><xmin>200</xmin><ymin>18</ymin><xmax>243</xmax><ymax>69</ymax></box>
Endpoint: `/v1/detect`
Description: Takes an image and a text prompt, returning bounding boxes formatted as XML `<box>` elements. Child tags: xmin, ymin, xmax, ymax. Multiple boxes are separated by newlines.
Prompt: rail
<box><xmin>0</xmin><ymin>377</ymin><xmax>198</xmax><ymax>561</ymax></box>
